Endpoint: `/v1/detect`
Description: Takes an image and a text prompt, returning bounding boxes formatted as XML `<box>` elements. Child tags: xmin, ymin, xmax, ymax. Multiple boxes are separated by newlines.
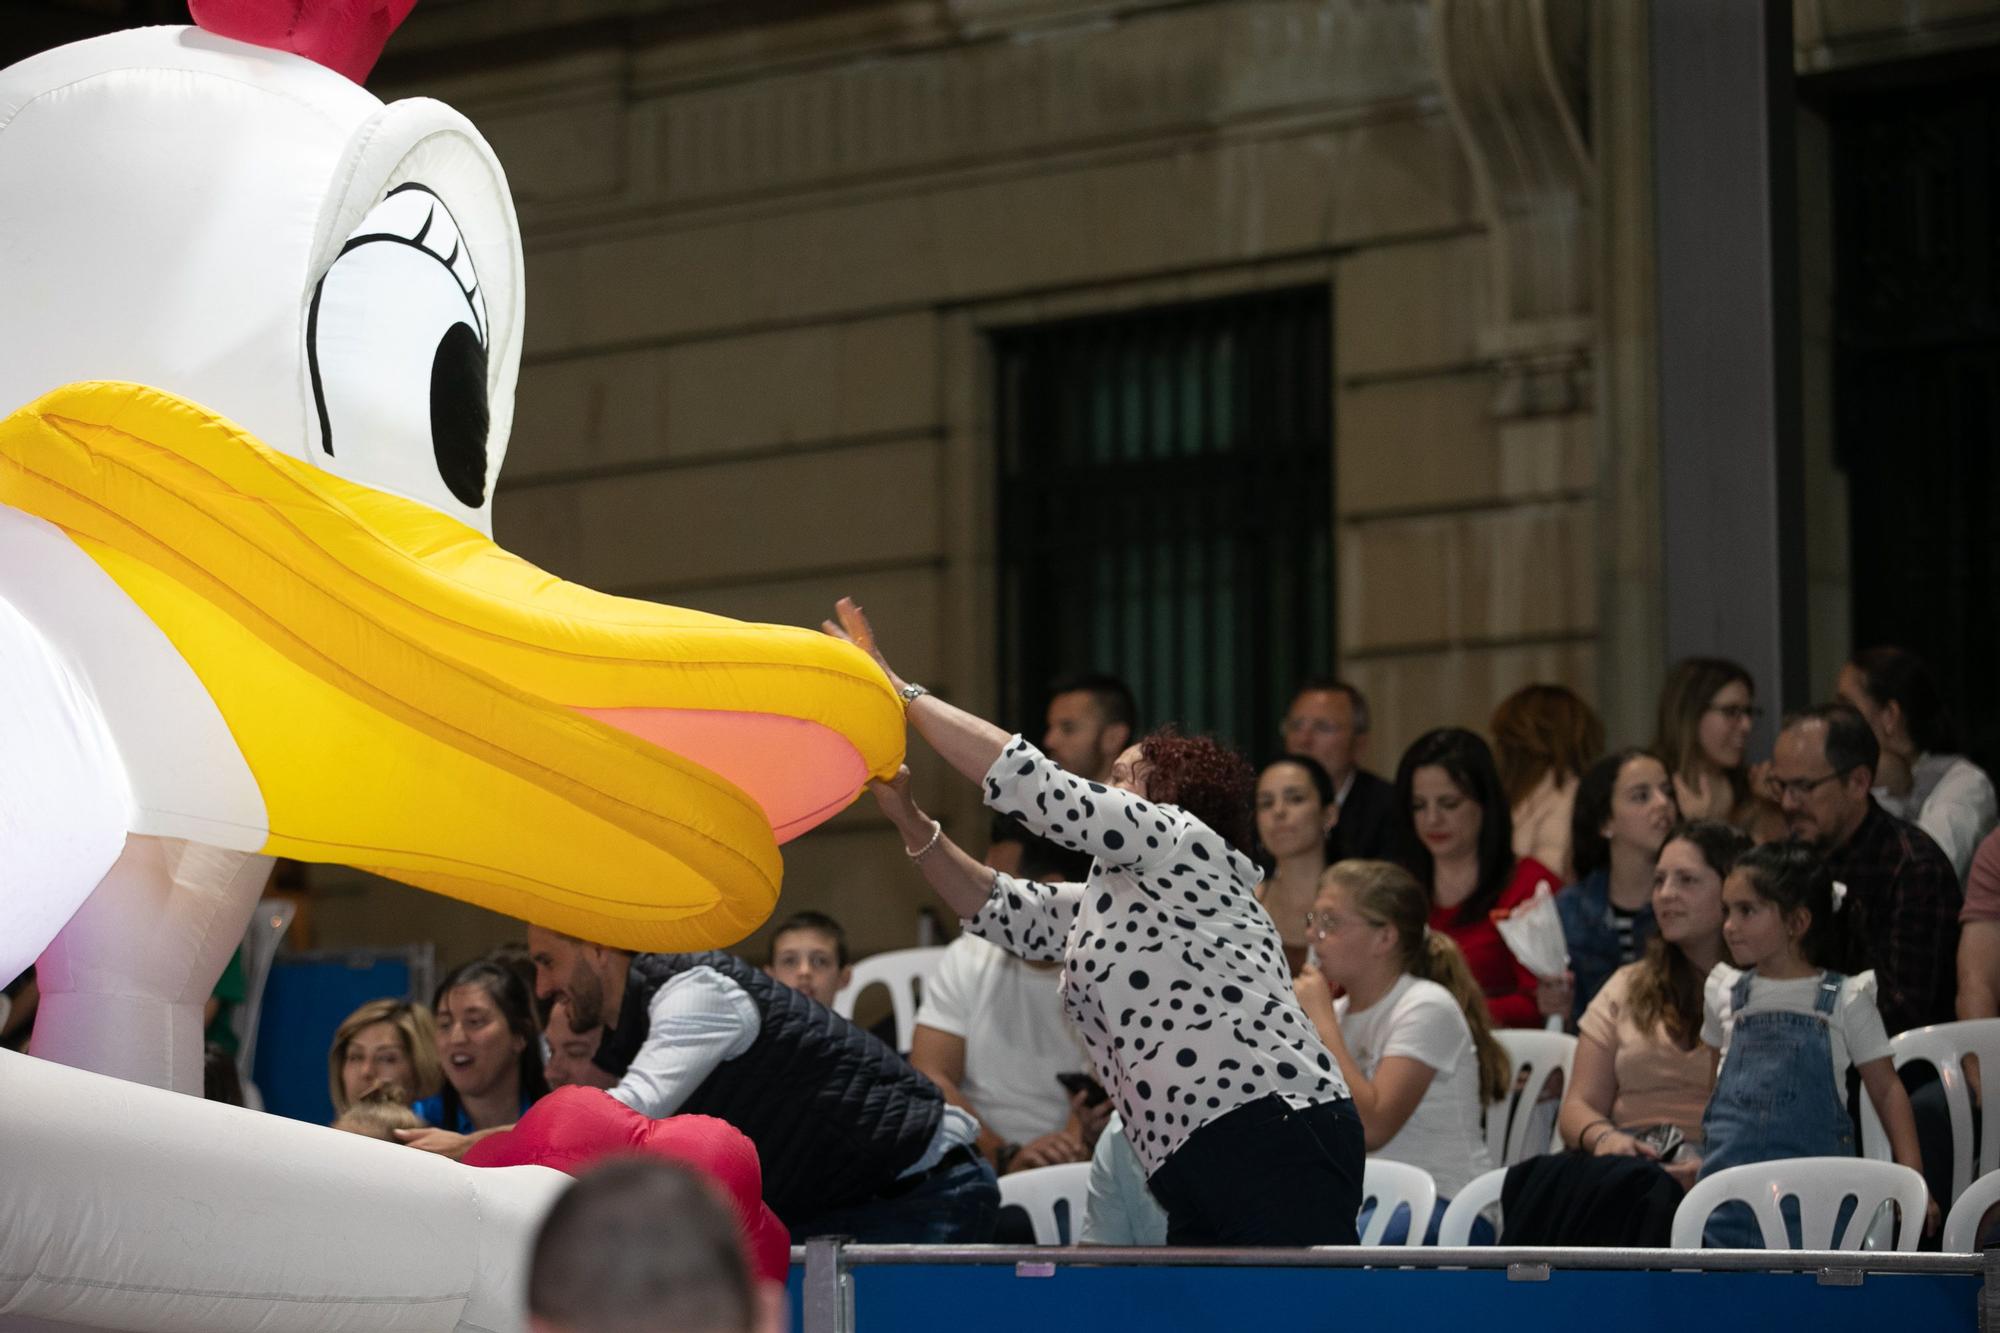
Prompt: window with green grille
<box><xmin>993</xmin><ymin>287</ymin><xmax>1333</xmax><ymax>755</ymax></box>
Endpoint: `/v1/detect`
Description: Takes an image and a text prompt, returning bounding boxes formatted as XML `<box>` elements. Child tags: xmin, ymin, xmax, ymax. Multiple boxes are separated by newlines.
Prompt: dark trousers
<box><xmin>1146</xmin><ymin>1095</ymin><xmax>1364</xmax><ymax>1246</ymax></box>
<box><xmin>790</xmin><ymin>1147</ymin><xmax>999</xmax><ymax>1244</ymax></box>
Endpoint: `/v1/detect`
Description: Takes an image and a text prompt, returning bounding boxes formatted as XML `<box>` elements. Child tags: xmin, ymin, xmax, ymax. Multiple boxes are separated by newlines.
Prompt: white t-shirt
<box><xmin>914</xmin><ymin>934</ymin><xmax>1089</xmax><ymax>1146</ymax></box>
<box><xmin>1334</xmin><ymin>974</ymin><xmax>1493</xmax><ymax>1196</ymax></box>
<box><xmin>1701</xmin><ymin>964</ymin><xmax>1892</xmax><ymax>1091</ymax></box>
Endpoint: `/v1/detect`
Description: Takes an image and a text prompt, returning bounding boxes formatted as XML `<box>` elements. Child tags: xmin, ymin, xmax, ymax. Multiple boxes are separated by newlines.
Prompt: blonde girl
<box><xmin>1294</xmin><ymin>859</ymin><xmax>1508</xmax><ymax>1242</ymax></box>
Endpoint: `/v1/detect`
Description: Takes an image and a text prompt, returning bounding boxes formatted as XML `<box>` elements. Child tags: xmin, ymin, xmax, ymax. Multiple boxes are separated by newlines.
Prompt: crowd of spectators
<box><xmin>35</xmin><ymin>637</ymin><xmax>1994</xmax><ymax>1272</ymax></box>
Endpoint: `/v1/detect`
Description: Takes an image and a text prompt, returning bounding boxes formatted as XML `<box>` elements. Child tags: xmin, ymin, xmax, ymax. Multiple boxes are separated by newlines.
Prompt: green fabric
<box><xmin>206</xmin><ymin>947</ymin><xmax>247</xmax><ymax>1056</ymax></box>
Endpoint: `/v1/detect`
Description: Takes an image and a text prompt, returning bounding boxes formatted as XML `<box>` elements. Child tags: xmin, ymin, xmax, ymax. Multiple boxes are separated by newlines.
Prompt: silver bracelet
<box><xmin>904</xmin><ymin>818</ymin><xmax>943</xmax><ymax>861</ymax></box>
<box><xmin>898</xmin><ymin>681</ymin><xmax>929</xmax><ymax>705</ymax></box>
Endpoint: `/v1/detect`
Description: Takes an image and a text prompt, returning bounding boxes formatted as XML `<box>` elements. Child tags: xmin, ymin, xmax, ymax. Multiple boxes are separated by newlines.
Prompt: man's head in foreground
<box><xmin>528</xmin><ymin>1156</ymin><xmax>782</xmax><ymax>1333</ymax></box>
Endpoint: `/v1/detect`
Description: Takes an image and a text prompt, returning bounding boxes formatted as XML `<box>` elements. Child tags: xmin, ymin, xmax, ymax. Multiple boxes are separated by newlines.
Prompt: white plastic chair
<box><xmin>998</xmin><ymin>1162</ymin><xmax>1092</xmax><ymax>1245</ymax></box>
<box><xmin>830</xmin><ymin>946</ymin><xmax>946</xmax><ymax>1052</ymax></box>
<box><xmin>233</xmin><ymin>897</ymin><xmax>296</xmax><ymax>1087</ymax></box>
<box><xmin>1436</xmin><ymin>1165</ymin><xmax>1507</xmax><ymax>1245</ymax></box>
<box><xmin>1857</xmin><ymin>1018</ymin><xmax>2000</xmax><ymax>1207</ymax></box>
<box><xmin>1356</xmin><ymin>1158</ymin><xmax>1438</xmax><ymax>1247</ymax></box>
<box><xmin>1670</xmin><ymin>1157</ymin><xmax>1929</xmax><ymax>1250</ymax></box>
<box><xmin>1488</xmin><ymin>1029</ymin><xmax>1577</xmax><ymax>1165</ymax></box>
<box><xmin>1942</xmin><ymin>1164</ymin><xmax>2000</xmax><ymax>1253</ymax></box>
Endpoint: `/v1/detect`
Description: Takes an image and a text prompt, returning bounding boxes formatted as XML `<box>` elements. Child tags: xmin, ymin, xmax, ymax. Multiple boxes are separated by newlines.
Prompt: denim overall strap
<box><xmin>1696</xmin><ymin>969</ymin><xmax>1856</xmax><ymax>1247</ymax></box>
<box><xmin>1730</xmin><ymin>968</ymin><xmax>1755</xmax><ymax>1014</ymax></box>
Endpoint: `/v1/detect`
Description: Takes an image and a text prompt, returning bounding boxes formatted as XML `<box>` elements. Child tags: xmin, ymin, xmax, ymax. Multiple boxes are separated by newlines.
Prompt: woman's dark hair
<box><xmin>1653</xmin><ymin>656</ymin><xmax>1755</xmax><ymax>811</ymax></box>
<box><xmin>1850</xmin><ymin>645</ymin><xmax>1961</xmax><ymax>755</ymax></box>
<box><xmin>1569</xmin><ymin>748</ymin><xmax>1669</xmax><ymax>882</ymax></box>
<box><xmin>1253</xmin><ymin>754</ymin><xmax>1337</xmax><ymax>871</ymax></box>
<box><xmin>1138</xmin><ymin>727</ymin><xmax>1258</xmax><ymax>858</ymax></box>
<box><xmin>433</xmin><ymin>957</ymin><xmax>549</xmax><ymax>1129</ymax></box>
<box><xmin>1730</xmin><ymin>840</ymin><xmax>1843</xmax><ymax>970</ymax></box>
<box><xmin>1389</xmin><ymin>727</ymin><xmax>1516</xmax><ymax>924</ymax></box>
<box><xmin>1627</xmin><ymin>818</ymin><xmax>1753</xmax><ymax>1046</ymax></box>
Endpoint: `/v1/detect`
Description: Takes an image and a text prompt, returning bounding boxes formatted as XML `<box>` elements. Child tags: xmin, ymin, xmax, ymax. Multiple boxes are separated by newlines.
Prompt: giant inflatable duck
<box><xmin>0</xmin><ymin>3</ymin><xmax>898</xmax><ymax>1327</ymax></box>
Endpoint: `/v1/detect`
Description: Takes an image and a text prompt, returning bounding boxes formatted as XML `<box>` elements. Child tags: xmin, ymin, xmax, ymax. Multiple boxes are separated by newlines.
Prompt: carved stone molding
<box><xmin>1431</xmin><ymin>0</ymin><xmax>1592</xmax><ymax>417</ymax></box>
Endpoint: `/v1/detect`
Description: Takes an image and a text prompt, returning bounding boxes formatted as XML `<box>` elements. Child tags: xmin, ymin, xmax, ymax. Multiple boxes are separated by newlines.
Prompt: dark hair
<box><xmin>1137</xmin><ymin>726</ymin><xmax>1258</xmax><ymax>858</ymax></box>
<box><xmin>1491</xmin><ymin>683</ymin><xmax>1606</xmax><ymax>806</ymax></box>
<box><xmin>1291</xmin><ymin>676</ymin><xmax>1372</xmax><ymax>734</ymax></box>
<box><xmin>1017</xmin><ymin>833</ymin><xmax>1094</xmax><ymax>884</ymax></box>
<box><xmin>1783</xmin><ymin>701</ymin><xmax>1881</xmax><ymax>781</ymax></box>
<box><xmin>1389</xmin><ymin>727</ymin><xmax>1517</xmax><ymax>924</ymax></box>
<box><xmin>1048</xmin><ymin>672</ymin><xmax>1139</xmax><ymax>734</ymax></box>
<box><xmin>1850</xmin><ymin>645</ymin><xmax>1960</xmax><ymax>754</ymax></box>
<box><xmin>1569</xmin><ymin>748</ymin><xmax>1670</xmax><ymax>881</ymax></box>
<box><xmin>1730</xmin><ymin>840</ymin><xmax>1842</xmax><ymax>970</ymax></box>
<box><xmin>432</xmin><ymin>958</ymin><xmax>548</xmax><ymax>1129</ymax></box>
<box><xmin>485</xmin><ymin>941</ymin><xmax>540</xmax><ymax>1018</ymax></box>
<box><xmin>1254</xmin><ymin>754</ymin><xmax>1337</xmax><ymax>871</ymax></box>
<box><xmin>204</xmin><ymin>1041</ymin><xmax>245</xmax><ymax>1106</ymax></box>
<box><xmin>1653</xmin><ymin>657</ymin><xmax>1755</xmax><ymax>810</ymax></box>
<box><xmin>767</xmin><ymin>910</ymin><xmax>849</xmax><ymax>968</ymax></box>
<box><xmin>1626</xmin><ymin>818</ymin><xmax>1754</xmax><ymax>1045</ymax></box>
<box><xmin>529</xmin><ymin>1157</ymin><xmax>752</xmax><ymax>1333</ymax></box>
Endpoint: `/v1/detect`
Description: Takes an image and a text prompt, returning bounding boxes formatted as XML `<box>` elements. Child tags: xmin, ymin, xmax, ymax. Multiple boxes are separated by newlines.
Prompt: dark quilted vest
<box><xmin>595</xmin><ymin>951</ymin><xmax>945</xmax><ymax>1224</ymax></box>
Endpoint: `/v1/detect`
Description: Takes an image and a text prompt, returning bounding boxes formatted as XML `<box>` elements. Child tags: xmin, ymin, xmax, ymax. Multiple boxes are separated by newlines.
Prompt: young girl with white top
<box><xmin>1294</xmin><ymin>859</ymin><xmax>1506</xmax><ymax>1243</ymax></box>
<box><xmin>1697</xmin><ymin>840</ymin><xmax>1935</xmax><ymax>1246</ymax></box>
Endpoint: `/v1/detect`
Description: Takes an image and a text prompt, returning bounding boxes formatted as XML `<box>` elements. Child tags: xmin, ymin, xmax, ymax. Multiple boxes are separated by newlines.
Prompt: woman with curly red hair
<box><xmin>827</xmin><ymin>598</ymin><xmax>1361</xmax><ymax>1246</ymax></box>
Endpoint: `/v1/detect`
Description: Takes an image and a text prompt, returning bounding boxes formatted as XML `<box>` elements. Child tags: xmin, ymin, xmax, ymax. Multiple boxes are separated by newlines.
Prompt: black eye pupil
<box><xmin>431</xmin><ymin>321</ymin><xmax>489</xmax><ymax>508</ymax></box>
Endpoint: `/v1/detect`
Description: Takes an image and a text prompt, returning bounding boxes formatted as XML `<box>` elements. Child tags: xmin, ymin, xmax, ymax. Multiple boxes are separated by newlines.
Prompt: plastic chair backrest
<box><xmin>1670</xmin><ymin>1157</ymin><xmax>1928</xmax><ymax>1250</ymax></box>
<box><xmin>234</xmin><ymin>897</ymin><xmax>296</xmax><ymax>1085</ymax></box>
<box><xmin>1858</xmin><ymin>1018</ymin><xmax>2000</xmax><ymax>1205</ymax></box>
<box><xmin>830</xmin><ymin>946</ymin><xmax>946</xmax><ymax>1052</ymax></box>
<box><xmin>1943</xmin><ymin>1162</ymin><xmax>2000</xmax><ymax>1253</ymax></box>
<box><xmin>998</xmin><ymin>1162</ymin><xmax>1092</xmax><ymax>1245</ymax></box>
<box><xmin>1488</xmin><ymin>1029</ymin><xmax>1577</xmax><ymax>1165</ymax></box>
<box><xmin>1357</xmin><ymin>1158</ymin><xmax>1438</xmax><ymax>1247</ymax></box>
<box><xmin>1435</xmin><ymin>1165</ymin><xmax>1507</xmax><ymax>1245</ymax></box>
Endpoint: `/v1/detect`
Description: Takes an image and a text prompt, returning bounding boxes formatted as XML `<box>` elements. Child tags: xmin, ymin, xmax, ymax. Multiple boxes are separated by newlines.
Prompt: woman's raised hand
<box><xmin>823</xmin><ymin>596</ymin><xmax>902</xmax><ymax>689</ymax></box>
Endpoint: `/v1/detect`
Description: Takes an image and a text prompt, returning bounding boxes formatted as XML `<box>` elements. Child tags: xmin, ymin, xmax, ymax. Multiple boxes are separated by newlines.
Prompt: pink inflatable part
<box><xmin>189</xmin><ymin>0</ymin><xmax>418</xmax><ymax>83</ymax></box>
<box><xmin>464</xmin><ymin>1086</ymin><xmax>792</xmax><ymax>1284</ymax></box>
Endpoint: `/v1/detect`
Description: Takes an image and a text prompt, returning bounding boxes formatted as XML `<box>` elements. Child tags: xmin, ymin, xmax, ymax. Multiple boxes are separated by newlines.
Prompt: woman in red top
<box><xmin>1388</xmin><ymin>728</ymin><xmax>1566</xmax><ymax>1027</ymax></box>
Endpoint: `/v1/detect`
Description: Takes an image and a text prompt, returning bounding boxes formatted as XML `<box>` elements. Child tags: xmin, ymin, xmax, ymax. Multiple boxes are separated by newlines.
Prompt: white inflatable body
<box><xmin>0</xmin><ymin>1050</ymin><xmax>567</xmax><ymax>1333</ymax></box>
<box><xmin>3</xmin><ymin>23</ymin><xmax>568</xmax><ymax>1333</ymax></box>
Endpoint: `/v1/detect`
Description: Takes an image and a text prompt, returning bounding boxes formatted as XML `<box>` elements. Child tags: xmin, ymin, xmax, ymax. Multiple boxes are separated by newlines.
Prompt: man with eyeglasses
<box><xmin>1769</xmin><ymin>702</ymin><xmax>1961</xmax><ymax>1034</ymax></box>
<box><xmin>1280</xmin><ymin>678</ymin><xmax>1395</xmax><ymax>859</ymax></box>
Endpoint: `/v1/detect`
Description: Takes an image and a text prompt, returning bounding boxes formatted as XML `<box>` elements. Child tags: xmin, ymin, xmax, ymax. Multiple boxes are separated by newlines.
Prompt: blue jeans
<box><xmin>1356</xmin><ymin>1196</ymin><xmax>1498</xmax><ymax>1245</ymax></box>
<box><xmin>790</xmin><ymin>1148</ymin><xmax>999</xmax><ymax>1243</ymax></box>
<box><xmin>1697</xmin><ymin>970</ymin><xmax>1854</xmax><ymax>1248</ymax></box>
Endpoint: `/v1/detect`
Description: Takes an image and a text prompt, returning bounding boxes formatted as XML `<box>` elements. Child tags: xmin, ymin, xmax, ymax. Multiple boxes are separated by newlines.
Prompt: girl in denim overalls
<box><xmin>1695</xmin><ymin>842</ymin><xmax>1934</xmax><ymax>1247</ymax></box>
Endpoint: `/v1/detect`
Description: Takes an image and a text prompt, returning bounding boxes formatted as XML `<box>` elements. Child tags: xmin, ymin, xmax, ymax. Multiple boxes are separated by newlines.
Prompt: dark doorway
<box><xmin>991</xmin><ymin>288</ymin><xmax>1333</xmax><ymax>754</ymax></box>
<box><xmin>1828</xmin><ymin>68</ymin><xmax>2000</xmax><ymax>774</ymax></box>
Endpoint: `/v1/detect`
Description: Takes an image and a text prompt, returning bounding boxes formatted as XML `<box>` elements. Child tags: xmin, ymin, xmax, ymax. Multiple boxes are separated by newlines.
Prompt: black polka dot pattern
<box><xmin>963</xmin><ymin>737</ymin><xmax>1350</xmax><ymax>1174</ymax></box>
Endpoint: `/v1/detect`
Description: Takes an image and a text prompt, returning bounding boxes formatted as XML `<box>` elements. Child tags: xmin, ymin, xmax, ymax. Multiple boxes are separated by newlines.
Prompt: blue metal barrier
<box><xmin>784</xmin><ymin>1243</ymin><xmax>1991</xmax><ymax>1332</ymax></box>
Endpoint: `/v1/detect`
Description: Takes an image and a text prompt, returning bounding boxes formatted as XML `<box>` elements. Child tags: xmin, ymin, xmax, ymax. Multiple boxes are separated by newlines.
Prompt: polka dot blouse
<box><xmin>965</xmin><ymin>737</ymin><xmax>1350</xmax><ymax>1175</ymax></box>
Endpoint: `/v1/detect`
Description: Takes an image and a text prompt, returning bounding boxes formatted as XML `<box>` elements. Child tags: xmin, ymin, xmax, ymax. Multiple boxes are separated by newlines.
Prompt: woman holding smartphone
<box><xmin>829</xmin><ymin>598</ymin><xmax>1361</xmax><ymax>1246</ymax></box>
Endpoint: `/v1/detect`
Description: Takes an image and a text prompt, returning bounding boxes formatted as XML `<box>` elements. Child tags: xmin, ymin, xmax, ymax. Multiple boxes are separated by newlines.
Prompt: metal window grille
<box><xmin>993</xmin><ymin>287</ymin><xmax>1332</xmax><ymax>753</ymax></box>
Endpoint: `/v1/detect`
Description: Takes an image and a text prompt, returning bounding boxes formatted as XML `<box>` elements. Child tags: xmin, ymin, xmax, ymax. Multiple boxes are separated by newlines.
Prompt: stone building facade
<box><xmin>292</xmin><ymin>0</ymin><xmax>2000</xmax><ymax>964</ymax></box>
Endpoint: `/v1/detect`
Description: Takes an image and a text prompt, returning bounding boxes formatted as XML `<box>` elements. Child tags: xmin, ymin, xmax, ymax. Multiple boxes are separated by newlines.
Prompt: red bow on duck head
<box><xmin>189</xmin><ymin>0</ymin><xmax>418</xmax><ymax>84</ymax></box>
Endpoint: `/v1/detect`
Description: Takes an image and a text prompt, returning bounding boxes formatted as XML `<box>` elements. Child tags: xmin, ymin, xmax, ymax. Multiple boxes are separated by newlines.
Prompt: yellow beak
<box><xmin>0</xmin><ymin>382</ymin><xmax>905</xmax><ymax>951</ymax></box>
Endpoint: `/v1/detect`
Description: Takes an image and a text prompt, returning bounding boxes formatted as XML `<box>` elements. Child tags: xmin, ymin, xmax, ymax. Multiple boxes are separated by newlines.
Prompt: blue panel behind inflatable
<box><xmin>785</xmin><ymin>1262</ymin><xmax>1977</xmax><ymax>1331</ymax></box>
<box><xmin>252</xmin><ymin>952</ymin><xmax>415</xmax><ymax>1124</ymax></box>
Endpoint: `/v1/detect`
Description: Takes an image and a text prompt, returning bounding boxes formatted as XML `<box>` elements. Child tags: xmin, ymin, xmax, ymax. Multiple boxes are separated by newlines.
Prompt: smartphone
<box><xmin>1056</xmin><ymin>1071</ymin><xmax>1108</xmax><ymax>1107</ymax></box>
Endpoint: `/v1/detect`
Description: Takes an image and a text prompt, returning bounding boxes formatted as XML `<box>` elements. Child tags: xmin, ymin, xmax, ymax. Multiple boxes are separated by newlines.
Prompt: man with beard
<box><xmin>525</xmin><ymin>925</ymin><xmax>996</xmax><ymax>1242</ymax></box>
<box><xmin>1768</xmin><ymin>702</ymin><xmax>1961</xmax><ymax>1034</ymax></box>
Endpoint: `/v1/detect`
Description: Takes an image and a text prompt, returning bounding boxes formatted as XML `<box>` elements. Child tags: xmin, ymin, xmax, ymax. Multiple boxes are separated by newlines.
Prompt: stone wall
<box><xmin>329</xmin><ymin>0</ymin><xmax>1607</xmax><ymax>963</ymax></box>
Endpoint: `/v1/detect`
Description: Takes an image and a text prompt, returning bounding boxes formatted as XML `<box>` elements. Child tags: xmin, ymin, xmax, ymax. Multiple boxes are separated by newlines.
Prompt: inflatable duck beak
<box><xmin>0</xmin><ymin>382</ymin><xmax>905</xmax><ymax>951</ymax></box>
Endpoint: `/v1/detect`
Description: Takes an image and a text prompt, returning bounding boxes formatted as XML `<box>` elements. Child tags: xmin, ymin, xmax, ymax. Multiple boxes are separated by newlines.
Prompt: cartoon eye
<box><xmin>307</xmin><ymin>183</ymin><xmax>491</xmax><ymax>515</ymax></box>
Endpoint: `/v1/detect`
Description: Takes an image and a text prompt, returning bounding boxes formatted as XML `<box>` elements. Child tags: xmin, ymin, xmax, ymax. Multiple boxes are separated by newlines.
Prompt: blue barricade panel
<box><xmin>786</xmin><ymin>1262</ymin><xmax>1978</xmax><ymax>1332</ymax></box>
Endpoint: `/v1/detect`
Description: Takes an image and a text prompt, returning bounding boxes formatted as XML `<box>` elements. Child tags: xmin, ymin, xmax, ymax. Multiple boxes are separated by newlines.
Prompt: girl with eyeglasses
<box><xmin>1293</xmin><ymin>859</ymin><xmax>1506</xmax><ymax>1242</ymax></box>
<box><xmin>1652</xmin><ymin>658</ymin><xmax>1783</xmax><ymax>840</ymax></box>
